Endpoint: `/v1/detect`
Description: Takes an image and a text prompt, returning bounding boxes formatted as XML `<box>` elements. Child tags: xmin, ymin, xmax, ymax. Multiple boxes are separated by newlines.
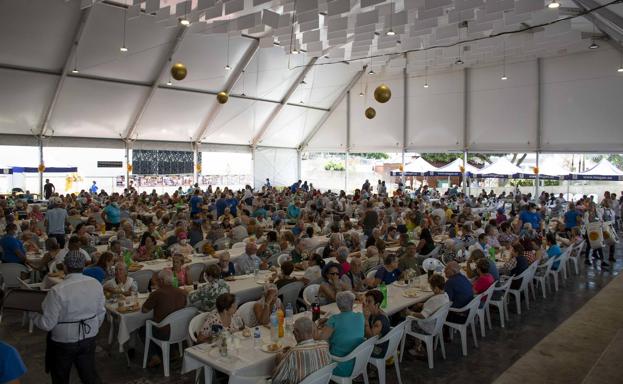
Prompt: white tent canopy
<box><xmin>572</xmin><ymin>159</ymin><xmax>623</xmax><ymax>181</ymax></box>
<box><xmin>517</xmin><ymin>161</ymin><xmax>571</xmax><ymax>180</ymax></box>
<box><xmin>475</xmin><ymin>158</ymin><xmax>524</xmax><ymax>179</ymax></box>
<box><xmin>390</xmin><ymin>157</ymin><xmax>438</xmax><ymax>176</ymax></box>
<box><xmin>429</xmin><ymin>158</ymin><xmax>479</xmax><ymax>177</ymax></box>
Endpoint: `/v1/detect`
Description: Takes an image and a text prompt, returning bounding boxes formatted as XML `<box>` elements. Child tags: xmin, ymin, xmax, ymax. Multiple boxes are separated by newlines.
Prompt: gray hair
<box><xmin>336</xmin><ymin>246</ymin><xmax>350</xmax><ymax>261</ymax></box>
<box><xmin>158</xmin><ymin>269</ymin><xmax>174</xmax><ymax>286</ymax></box>
<box><xmin>218</xmin><ymin>251</ymin><xmax>231</xmax><ymax>261</ymax></box>
<box><xmin>336</xmin><ymin>291</ymin><xmax>355</xmax><ymax>312</ymax></box>
<box><xmin>114</xmin><ymin>261</ymin><xmax>126</xmax><ymax>272</ymax></box>
<box><xmin>263</xmin><ymin>283</ymin><xmax>278</xmax><ymax>294</ymax></box>
<box><xmin>294</xmin><ymin>317</ymin><xmax>314</xmax><ymax>338</ymax></box>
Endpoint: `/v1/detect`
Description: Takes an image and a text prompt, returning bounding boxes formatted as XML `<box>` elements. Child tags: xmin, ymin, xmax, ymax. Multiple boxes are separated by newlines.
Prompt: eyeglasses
<box><xmin>328</xmin><ymin>272</ymin><xmax>339</xmax><ymax>276</ymax></box>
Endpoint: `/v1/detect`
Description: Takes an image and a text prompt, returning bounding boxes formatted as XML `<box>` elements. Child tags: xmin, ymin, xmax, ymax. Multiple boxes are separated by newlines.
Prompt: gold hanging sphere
<box><xmin>170</xmin><ymin>63</ymin><xmax>187</xmax><ymax>81</ymax></box>
<box><xmin>374</xmin><ymin>84</ymin><xmax>391</xmax><ymax>103</ymax></box>
<box><xmin>365</xmin><ymin>107</ymin><xmax>376</xmax><ymax>119</ymax></box>
<box><xmin>216</xmin><ymin>91</ymin><xmax>229</xmax><ymax>104</ymax></box>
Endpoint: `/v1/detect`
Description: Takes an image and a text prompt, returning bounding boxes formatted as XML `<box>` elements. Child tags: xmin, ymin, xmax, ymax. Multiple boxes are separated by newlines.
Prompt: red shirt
<box><xmin>340</xmin><ymin>261</ymin><xmax>351</xmax><ymax>276</ymax></box>
<box><xmin>473</xmin><ymin>273</ymin><xmax>495</xmax><ymax>302</ymax></box>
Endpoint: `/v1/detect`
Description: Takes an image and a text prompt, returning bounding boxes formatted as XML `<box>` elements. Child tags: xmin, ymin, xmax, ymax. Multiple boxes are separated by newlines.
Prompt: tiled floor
<box><xmin>2</xmin><ymin>244</ymin><xmax>621</xmax><ymax>384</ymax></box>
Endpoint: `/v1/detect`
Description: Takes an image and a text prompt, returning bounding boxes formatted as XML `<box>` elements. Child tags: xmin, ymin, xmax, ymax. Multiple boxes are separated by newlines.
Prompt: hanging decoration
<box><xmin>374</xmin><ymin>84</ymin><xmax>391</xmax><ymax>103</ymax></box>
<box><xmin>533</xmin><ymin>166</ymin><xmax>539</xmax><ymax>175</ymax></box>
<box><xmin>196</xmin><ymin>163</ymin><xmax>202</xmax><ymax>173</ymax></box>
<box><xmin>399</xmin><ymin>164</ymin><xmax>404</xmax><ymax>171</ymax></box>
<box><xmin>127</xmin><ymin>163</ymin><xmax>133</xmax><ymax>173</ymax></box>
<box><xmin>459</xmin><ymin>165</ymin><xmax>465</xmax><ymax>174</ymax></box>
<box><xmin>170</xmin><ymin>63</ymin><xmax>187</xmax><ymax>81</ymax></box>
<box><xmin>38</xmin><ymin>164</ymin><xmax>46</xmax><ymax>173</ymax></box>
<box><xmin>216</xmin><ymin>91</ymin><xmax>229</xmax><ymax>104</ymax></box>
<box><xmin>365</xmin><ymin>107</ymin><xmax>376</xmax><ymax>119</ymax></box>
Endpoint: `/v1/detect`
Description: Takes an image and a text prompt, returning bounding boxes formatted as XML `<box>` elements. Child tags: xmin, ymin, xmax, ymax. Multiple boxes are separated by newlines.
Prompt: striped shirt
<box><xmin>272</xmin><ymin>339</ymin><xmax>331</xmax><ymax>384</ymax></box>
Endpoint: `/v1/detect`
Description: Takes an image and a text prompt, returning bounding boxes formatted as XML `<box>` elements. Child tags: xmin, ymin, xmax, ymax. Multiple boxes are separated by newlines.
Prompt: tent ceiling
<box><xmin>0</xmin><ymin>0</ymin><xmax>621</xmax><ymax>150</ymax></box>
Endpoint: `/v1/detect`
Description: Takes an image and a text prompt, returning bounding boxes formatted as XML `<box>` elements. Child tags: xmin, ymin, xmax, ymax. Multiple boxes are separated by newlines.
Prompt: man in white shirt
<box><xmin>48</xmin><ymin>236</ymin><xmax>91</xmax><ymax>273</ymax></box>
<box><xmin>45</xmin><ymin>197</ymin><xmax>68</xmax><ymax>248</ymax></box>
<box><xmin>235</xmin><ymin>242</ymin><xmax>265</xmax><ymax>275</ymax></box>
<box><xmin>230</xmin><ymin>218</ymin><xmax>248</xmax><ymax>243</ymax></box>
<box><xmin>431</xmin><ymin>202</ymin><xmax>446</xmax><ymax>226</ymax></box>
<box><xmin>32</xmin><ymin>250</ymin><xmax>106</xmax><ymax>384</ymax></box>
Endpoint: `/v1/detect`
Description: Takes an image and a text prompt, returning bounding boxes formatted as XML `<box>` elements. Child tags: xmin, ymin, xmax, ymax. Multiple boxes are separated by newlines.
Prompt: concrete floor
<box><xmin>2</xmin><ymin>244</ymin><xmax>621</xmax><ymax>384</ymax></box>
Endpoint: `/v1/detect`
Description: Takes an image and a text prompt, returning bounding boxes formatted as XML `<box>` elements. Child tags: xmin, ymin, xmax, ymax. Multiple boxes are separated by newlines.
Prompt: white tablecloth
<box><xmin>106</xmin><ymin>295</ymin><xmax>153</xmax><ymax>352</ymax></box>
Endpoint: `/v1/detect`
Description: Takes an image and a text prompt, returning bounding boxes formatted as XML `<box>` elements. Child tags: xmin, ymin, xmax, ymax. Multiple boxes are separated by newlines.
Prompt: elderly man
<box><xmin>272</xmin><ymin>317</ymin><xmax>331</xmax><ymax>384</ymax></box>
<box><xmin>230</xmin><ymin>218</ymin><xmax>248</xmax><ymax>243</ymax></box>
<box><xmin>32</xmin><ymin>250</ymin><xmax>106</xmax><ymax>384</ymax></box>
<box><xmin>45</xmin><ymin>197</ymin><xmax>68</xmax><ymax>249</ymax></box>
<box><xmin>398</xmin><ymin>242</ymin><xmax>420</xmax><ymax>272</ymax></box>
<box><xmin>103</xmin><ymin>262</ymin><xmax>136</xmax><ymax>296</ymax></box>
<box><xmin>322</xmin><ymin>233</ymin><xmax>342</xmax><ymax>259</ymax></box>
<box><xmin>141</xmin><ymin>269</ymin><xmax>188</xmax><ymax>367</ymax></box>
<box><xmin>444</xmin><ymin>261</ymin><xmax>473</xmax><ymax>322</ymax></box>
<box><xmin>48</xmin><ymin>236</ymin><xmax>92</xmax><ymax>273</ymax></box>
<box><xmin>235</xmin><ymin>242</ymin><xmax>266</xmax><ymax>275</ymax></box>
<box><xmin>336</xmin><ymin>246</ymin><xmax>351</xmax><ymax>275</ymax></box>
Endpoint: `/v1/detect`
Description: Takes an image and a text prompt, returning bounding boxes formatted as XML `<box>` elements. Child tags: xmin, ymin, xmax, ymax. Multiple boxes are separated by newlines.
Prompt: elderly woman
<box><xmin>170</xmin><ymin>232</ymin><xmax>193</xmax><ymax>256</ymax></box>
<box><xmin>189</xmin><ymin>264</ymin><xmax>230</xmax><ymax>312</ymax></box>
<box><xmin>345</xmin><ymin>257</ymin><xmax>368</xmax><ymax>292</ymax></box>
<box><xmin>303</xmin><ymin>253</ymin><xmax>324</xmax><ymax>283</ymax></box>
<box><xmin>135</xmin><ymin>233</ymin><xmax>158</xmax><ymax>262</ymax></box>
<box><xmin>83</xmin><ymin>251</ymin><xmax>115</xmax><ymax>283</ymax></box>
<box><xmin>103</xmin><ymin>262</ymin><xmax>137</xmax><ymax>295</ymax></box>
<box><xmin>196</xmin><ymin>293</ymin><xmax>244</xmax><ymax>343</ymax></box>
<box><xmin>317</xmin><ymin>291</ymin><xmax>365</xmax><ymax>378</ymax></box>
<box><xmin>116</xmin><ymin>229</ymin><xmax>133</xmax><ymax>250</ymax></box>
<box><xmin>216</xmin><ymin>251</ymin><xmax>236</xmax><ymax>279</ymax></box>
<box><xmin>318</xmin><ymin>263</ymin><xmax>350</xmax><ymax>305</ymax></box>
<box><xmin>169</xmin><ymin>253</ymin><xmax>190</xmax><ymax>286</ymax></box>
<box><xmin>246</xmin><ymin>283</ymin><xmax>283</xmax><ymax>327</ymax></box>
<box><xmin>335</xmin><ymin>246</ymin><xmax>351</xmax><ymax>275</ymax></box>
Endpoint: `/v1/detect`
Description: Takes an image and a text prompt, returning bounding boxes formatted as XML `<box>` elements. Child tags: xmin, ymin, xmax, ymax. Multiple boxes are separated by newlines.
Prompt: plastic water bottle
<box><xmin>270</xmin><ymin>306</ymin><xmax>278</xmax><ymax>341</ymax></box>
<box><xmin>253</xmin><ymin>326</ymin><xmax>261</xmax><ymax>348</ymax></box>
<box><xmin>254</xmin><ymin>259</ymin><xmax>260</xmax><ymax>277</ymax></box>
<box><xmin>285</xmin><ymin>303</ymin><xmax>294</xmax><ymax>330</ymax></box>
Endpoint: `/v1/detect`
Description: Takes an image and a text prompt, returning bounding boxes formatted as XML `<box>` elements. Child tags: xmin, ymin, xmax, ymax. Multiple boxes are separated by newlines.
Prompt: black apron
<box><xmin>45</xmin><ymin>314</ymin><xmax>96</xmax><ymax>373</ymax></box>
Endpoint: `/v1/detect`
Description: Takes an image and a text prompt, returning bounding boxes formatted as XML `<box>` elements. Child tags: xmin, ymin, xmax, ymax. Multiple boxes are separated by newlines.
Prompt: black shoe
<box><xmin>585</xmin><ymin>260</ymin><xmax>592</xmax><ymax>265</ymax></box>
<box><xmin>601</xmin><ymin>261</ymin><xmax>610</xmax><ymax>267</ymax></box>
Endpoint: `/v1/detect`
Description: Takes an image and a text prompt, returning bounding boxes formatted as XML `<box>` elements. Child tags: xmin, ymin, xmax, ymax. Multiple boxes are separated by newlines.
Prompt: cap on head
<box><xmin>65</xmin><ymin>250</ymin><xmax>86</xmax><ymax>270</ymax></box>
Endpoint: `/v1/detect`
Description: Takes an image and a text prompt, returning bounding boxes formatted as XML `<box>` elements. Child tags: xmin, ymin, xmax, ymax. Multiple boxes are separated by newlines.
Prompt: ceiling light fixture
<box><xmin>179</xmin><ymin>1</ymin><xmax>190</xmax><ymax>26</ymax></box>
<box><xmin>167</xmin><ymin>79</ymin><xmax>172</xmax><ymax>86</ymax></box>
<box><xmin>386</xmin><ymin>29</ymin><xmax>396</xmax><ymax>36</ymax></box>
<box><xmin>71</xmin><ymin>68</ymin><xmax>79</xmax><ymax>74</ymax></box>
<box><xmin>291</xmin><ymin>47</ymin><xmax>300</xmax><ymax>54</ymax></box>
<box><xmin>589</xmin><ymin>41</ymin><xmax>599</xmax><ymax>49</ymax></box>
<box><xmin>548</xmin><ymin>0</ymin><xmax>560</xmax><ymax>9</ymax></box>
<box><xmin>359</xmin><ymin>91</ymin><xmax>364</xmax><ymax>96</ymax></box>
<box><xmin>71</xmin><ymin>42</ymin><xmax>79</xmax><ymax>74</ymax></box>
<box><xmin>120</xmin><ymin>8</ymin><xmax>128</xmax><ymax>53</ymax></box>
<box><xmin>368</xmin><ymin>68</ymin><xmax>375</xmax><ymax>75</ymax></box>
<box><xmin>455</xmin><ymin>58</ymin><xmax>464</xmax><ymax>65</ymax></box>
<box><xmin>423</xmin><ymin>83</ymin><xmax>429</xmax><ymax>88</ymax></box>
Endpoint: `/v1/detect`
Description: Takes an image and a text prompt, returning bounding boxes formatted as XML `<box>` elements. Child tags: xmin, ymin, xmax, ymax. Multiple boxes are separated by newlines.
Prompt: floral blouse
<box><xmin>198</xmin><ymin>310</ymin><xmax>244</xmax><ymax>338</ymax></box>
<box><xmin>188</xmin><ymin>279</ymin><xmax>230</xmax><ymax>312</ymax></box>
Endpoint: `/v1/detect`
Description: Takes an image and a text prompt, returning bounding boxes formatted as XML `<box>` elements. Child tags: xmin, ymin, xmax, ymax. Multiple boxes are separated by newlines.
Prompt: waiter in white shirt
<box><xmin>32</xmin><ymin>250</ymin><xmax>106</xmax><ymax>384</ymax></box>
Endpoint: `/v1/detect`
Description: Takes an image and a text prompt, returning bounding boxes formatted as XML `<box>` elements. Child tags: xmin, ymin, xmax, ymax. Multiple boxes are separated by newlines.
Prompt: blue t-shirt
<box><xmin>0</xmin><ymin>341</ymin><xmax>27</xmax><ymax>383</ymax></box>
<box><xmin>225</xmin><ymin>198</ymin><xmax>238</xmax><ymax>217</ymax></box>
<box><xmin>445</xmin><ymin>274</ymin><xmax>474</xmax><ymax>309</ymax></box>
<box><xmin>0</xmin><ymin>235</ymin><xmax>25</xmax><ymax>264</ymax></box>
<box><xmin>83</xmin><ymin>266</ymin><xmax>106</xmax><ymax>283</ymax></box>
<box><xmin>488</xmin><ymin>260</ymin><xmax>500</xmax><ymax>281</ymax></box>
<box><xmin>374</xmin><ymin>267</ymin><xmax>401</xmax><ymax>285</ymax></box>
<box><xmin>103</xmin><ymin>204</ymin><xmax>121</xmax><ymax>224</ymax></box>
<box><xmin>564</xmin><ymin>210</ymin><xmax>581</xmax><ymax>229</ymax></box>
<box><xmin>328</xmin><ymin>311</ymin><xmax>365</xmax><ymax>377</ymax></box>
<box><xmin>287</xmin><ymin>204</ymin><xmax>300</xmax><ymax>219</ymax></box>
<box><xmin>519</xmin><ymin>210</ymin><xmax>541</xmax><ymax>230</ymax></box>
<box><xmin>89</xmin><ymin>184</ymin><xmax>98</xmax><ymax>194</ymax></box>
<box><xmin>547</xmin><ymin>244</ymin><xmax>563</xmax><ymax>270</ymax></box>
<box><xmin>190</xmin><ymin>195</ymin><xmax>202</xmax><ymax>214</ymax></box>
<box><xmin>215</xmin><ymin>198</ymin><xmax>227</xmax><ymax>217</ymax></box>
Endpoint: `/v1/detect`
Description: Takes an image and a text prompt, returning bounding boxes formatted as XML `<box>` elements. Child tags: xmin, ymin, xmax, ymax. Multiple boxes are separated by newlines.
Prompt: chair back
<box><xmin>186</xmin><ymin>263</ymin><xmax>205</xmax><ymax>284</ymax></box>
<box><xmin>493</xmin><ymin>277</ymin><xmax>512</xmax><ymax>302</ymax></box>
<box><xmin>300</xmin><ymin>362</ymin><xmax>337</xmax><ymax>384</ymax></box>
<box><xmin>232</xmin><ymin>242</ymin><xmax>246</xmax><ymax>249</ymax></box>
<box><xmin>314</xmin><ymin>246</ymin><xmax>325</xmax><ymax>257</ymax></box>
<box><xmin>366</xmin><ymin>269</ymin><xmax>378</xmax><ymax>280</ymax></box>
<box><xmin>374</xmin><ymin>321</ymin><xmax>406</xmax><ymax>360</ymax></box>
<box><xmin>278</xmin><ymin>281</ymin><xmax>304</xmax><ymax>311</ymax></box>
<box><xmin>428</xmin><ymin>245</ymin><xmax>442</xmax><ymax>259</ymax></box>
<box><xmin>339</xmin><ymin>336</ymin><xmax>378</xmax><ymax>379</ymax></box>
<box><xmin>510</xmin><ymin>263</ymin><xmax>532</xmax><ymax>291</ymax></box>
<box><xmin>159</xmin><ymin>307</ymin><xmax>198</xmax><ymax>343</ymax></box>
<box><xmin>480</xmin><ymin>283</ymin><xmax>496</xmax><ymax>309</ymax></box>
<box><xmin>129</xmin><ymin>269</ymin><xmax>154</xmax><ymax>293</ymax></box>
<box><xmin>188</xmin><ymin>312</ymin><xmax>211</xmax><ymax>343</ymax></box>
<box><xmin>539</xmin><ymin>256</ymin><xmax>556</xmax><ymax>276</ymax></box>
<box><xmin>277</xmin><ymin>254</ymin><xmax>291</xmax><ymax>266</ymax></box>
<box><xmin>428</xmin><ymin>301</ymin><xmax>451</xmax><ymax>335</ymax></box>
<box><xmin>464</xmin><ymin>293</ymin><xmax>483</xmax><ymax>323</ymax></box>
<box><xmin>266</xmin><ymin>253</ymin><xmax>280</xmax><ymax>267</ymax></box>
<box><xmin>17</xmin><ymin>278</ymin><xmax>33</xmax><ymax>290</ymax></box>
<box><xmin>0</xmin><ymin>263</ymin><xmax>30</xmax><ymax>289</ymax></box>
<box><xmin>235</xmin><ymin>301</ymin><xmax>257</xmax><ymax>327</ymax></box>
<box><xmin>2</xmin><ymin>289</ymin><xmax>47</xmax><ymax>313</ymax></box>
<box><xmin>193</xmin><ymin>240</ymin><xmax>208</xmax><ymax>253</ymax></box>
<box><xmin>302</xmin><ymin>284</ymin><xmax>320</xmax><ymax>308</ymax></box>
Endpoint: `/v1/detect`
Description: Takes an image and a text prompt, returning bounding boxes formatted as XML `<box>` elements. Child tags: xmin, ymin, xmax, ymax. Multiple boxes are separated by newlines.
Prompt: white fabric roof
<box><xmin>475</xmin><ymin>157</ymin><xmax>523</xmax><ymax>178</ymax></box>
<box><xmin>391</xmin><ymin>157</ymin><xmax>438</xmax><ymax>176</ymax></box>
<box><xmin>573</xmin><ymin>159</ymin><xmax>623</xmax><ymax>178</ymax></box>
<box><xmin>431</xmin><ymin>158</ymin><xmax>479</xmax><ymax>176</ymax></box>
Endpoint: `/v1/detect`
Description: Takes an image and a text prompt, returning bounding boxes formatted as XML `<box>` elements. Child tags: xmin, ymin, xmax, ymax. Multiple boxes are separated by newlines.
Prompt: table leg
<box><xmin>203</xmin><ymin>366</ymin><xmax>213</xmax><ymax>384</ymax></box>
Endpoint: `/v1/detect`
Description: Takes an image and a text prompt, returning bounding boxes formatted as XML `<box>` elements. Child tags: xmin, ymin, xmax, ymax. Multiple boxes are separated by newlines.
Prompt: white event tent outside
<box><xmin>390</xmin><ymin>157</ymin><xmax>438</xmax><ymax>177</ymax></box>
<box><xmin>0</xmin><ymin>0</ymin><xmax>622</xmax><ymax>196</ymax></box>
<box><xmin>475</xmin><ymin>158</ymin><xmax>524</xmax><ymax>179</ymax></box>
<box><xmin>572</xmin><ymin>159</ymin><xmax>623</xmax><ymax>181</ymax></box>
<box><xmin>429</xmin><ymin>159</ymin><xmax>479</xmax><ymax>177</ymax></box>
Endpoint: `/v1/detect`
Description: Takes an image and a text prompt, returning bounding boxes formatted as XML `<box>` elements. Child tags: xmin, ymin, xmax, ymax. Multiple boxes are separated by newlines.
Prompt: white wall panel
<box><xmin>254</xmin><ymin>147</ymin><xmax>297</xmax><ymax>187</ymax></box>
<box><xmin>350</xmin><ymin>73</ymin><xmax>404</xmax><ymax>152</ymax></box>
<box><xmin>0</xmin><ymin>69</ymin><xmax>57</xmax><ymax>135</ymax></box>
<box><xmin>407</xmin><ymin>70</ymin><xmax>464</xmax><ymax>152</ymax></box>
<box><xmin>541</xmin><ymin>49</ymin><xmax>623</xmax><ymax>152</ymax></box>
<box><xmin>49</xmin><ymin>77</ymin><xmax>149</xmax><ymax>139</ymax></box>
<box><xmin>136</xmin><ymin>88</ymin><xmax>213</xmax><ymax>142</ymax></box>
<box><xmin>468</xmin><ymin>60</ymin><xmax>538</xmax><ymax>151</ymax></box>
<box><xmin>243</xmin><ymin>48</ymin><xmax>305</xmax><ymax>101</ymax></box>
<box><xmin>259</xmin><ymin>106</ymin><xmax>326</xmax><ymax>148</ymax></box>
<box><xmin>307</xmin><ymin>99</ymin><xmax>347</xmax><ymax>151</ymax></box>
<box><xmin>303</xmin><ymin>64</ymin><xmax>361</xmax><ymax>109</ymax></box>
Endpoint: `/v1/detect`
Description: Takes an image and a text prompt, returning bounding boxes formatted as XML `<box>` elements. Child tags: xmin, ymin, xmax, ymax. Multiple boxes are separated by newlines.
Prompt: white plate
<box><xmin>261</xmin><ymin>343</ymin><xmax>283</xmax><ymax>353</ymax></box>
<box><xmin>402</xmin><ymin>289</ymin><xmax>419</xmax><ymax>298</ymax></box>
<box><xmin>255</xmin><ymin>279</ymin><xmax>267</xmax><ymax>285</ymax></box>
<box><xmin>393</xmin><ymin>282</ymin><xmax>408</xmax><ymax>288</ymax></box>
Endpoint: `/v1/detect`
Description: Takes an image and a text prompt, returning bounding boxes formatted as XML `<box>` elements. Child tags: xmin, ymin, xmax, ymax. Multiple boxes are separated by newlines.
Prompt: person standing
<box><xmin>362</xmin><ymin>201</ymin><xmax>379</xmax><ymax>237</ymax></box>
<box><xmin>101</xmin><ymin>197</ymin><xmax>121</xmax><ymax>230</ymax></box>
<box><xmin>189</xmin><ymin>189</ymin><xmax>202</xmax><ymax>218</ymax></box>
<box><xmin>45</xmin><ymin>197</ymin><xmax>68</xmax><ymax>249</ymax></box>
<box><xmin>44</xmin><ymin>178</ymin><xmax>55</xmax><ymax>200</ymax></box>
<box><xmin>89</xmin><ymin>181</ymin><xmax>98</xmax><ymax>195</ymax></box>
<box><xmin>32</xmin><ymin>251</ymin><xmax>106</xmax><ymax>384</ymax></box>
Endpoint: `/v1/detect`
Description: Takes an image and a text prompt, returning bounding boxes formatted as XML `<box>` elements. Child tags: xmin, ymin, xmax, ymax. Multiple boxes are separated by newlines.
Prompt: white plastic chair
<box><xmin>188</xmin><ymin>312</ymin><xmax>211</xmax><ymax>343</ymax></box>
<box><xmin>366</xmin><ymin>269</ymin><xmax>377</xmax><ymax>280</ymax></box>
<box><xmin>400</xmin><ymin>302</ymin><xmax>450</xmax><ymax>369</ymax></box>
<box><xmin>129</xmin><ymin>269</ymin><xmax>153</xmax><ymax>293</ymax></box>
<box><xmin>278</xmin><ymin>281</ymin><xmax>304</xmax><ymax>312</ymax></box>
<box><xmin>369</xmin><ymin>322</ymin><xmax>406</xmax><ymax>384</ymax></box>
<box><xmin>193</xmin><ymin>239</ymin><xmax>208</xmax><ymax>253</ymax></box>
<box><xmin>490</xmin><ymin>278</ymin><xmax>512</xmax><ymax>328</ymax></box>
<box><xmin>0</xmin><ymin>263</ymin><xmax>31</xmax><ymax>289</ymax></box>
<box><xmin>142</xmin><ymin>306</ymin><xmax>198</xmax><ymax>377</ymax></box>
<box><xmin>548</xmin><ymin>248</ymin><xmax>570</xmax><ymax>292</ymax></box>
<box><xmin>444</xmin><ymin>293</ymin><xmax>483</xmax><ymax>356</ymax></box>
<box><xmin>16</xmin><ymin>278</ymin><xmax>44</xmax><ymax>333</ymax></box>
<box><xmin>235</xmin><ymin>301</ymin><xmax>257</xmax><ymax>327</ymax></box>
<box><xmin>534</xmin><ymin>257</ymin><xmax>556</xmax><ymax>298</ymax></box>
<box><xmin>186</xmin><ymin>263</ymin><xmax>205</xmax><ymax>284</ymax></box>
<box><xmin>302</xmin><ymin>284</ymin><xmax>320</xmax><ymax>309</ymax></box>
<box><xmin>427</xmin><ymin>244</ymin><xmax>442</xmax><ymax>259</ymax></box>
<box><xmin>508</xmin><ymin>262</ymin><xmax>537</xmax><ymax>315</ymax></box>
<box><xmin>301</xmin><ymin>362</ymin><xmax>338</xmax><ymax>384</ymax></box>
<box><xmin>476</xmin><ymin>284</ymin><xmax>496</xmax><ymax>337</ymax></box>
<box><xmin>330</xmin><ymin>335</ymin><xmax>378</xmax><ymax>384</ymax></box>
<box><xmin>567</xmin><ymin>241</ymin><xmax>584</xmax><ymax>275</ymax></box>
<box><xmin>277</xmin><ymin>253</ymin><xmax>292</xmax><ymax>266</ymax></box>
